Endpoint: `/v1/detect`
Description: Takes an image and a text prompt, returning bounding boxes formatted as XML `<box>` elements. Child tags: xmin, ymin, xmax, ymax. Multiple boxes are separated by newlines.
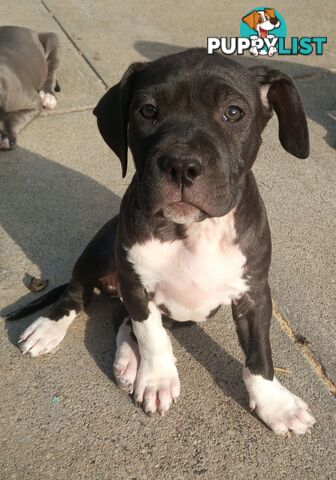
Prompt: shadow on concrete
<box><xmin>84</xmin><ymin>294</ymin><xmax>116</xmax><ymax>381</ymax></box>
<box><xmin>171</xmin><ymin>322</ymin><xmax>248</xmax><ymax>408</ymax></box>
<box><xmin>134</xmin><ymin>40</ymin><xmax>336</xmax><ymax>149</ymax></box>
<box><xmin>0</xmin><ymin>147</ymin><xmax>121</xmax><ymax>314</ymax></box>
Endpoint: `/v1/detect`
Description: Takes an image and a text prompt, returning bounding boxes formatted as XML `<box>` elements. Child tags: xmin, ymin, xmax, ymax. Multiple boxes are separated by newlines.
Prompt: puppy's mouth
<box><xmin>259</xmin><ymin>27</ymin><xmax>268</xmax><ymax>38</ymax></box>
<box><xmin>161</xmin><ymin>202</ymin><xmax>203</xmax><ymax>224</ymax></box>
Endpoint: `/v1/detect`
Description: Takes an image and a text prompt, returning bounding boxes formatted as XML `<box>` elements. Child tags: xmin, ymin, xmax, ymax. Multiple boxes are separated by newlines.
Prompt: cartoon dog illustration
<box><xmin>242</xmin><ymin>8</ymin><xmax>281</xmax><ymax>56</ymax></box>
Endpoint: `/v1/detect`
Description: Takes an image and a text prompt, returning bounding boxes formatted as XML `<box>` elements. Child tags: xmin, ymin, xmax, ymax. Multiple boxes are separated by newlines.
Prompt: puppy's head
<box><xmin>94</xmin><ymin>49</ymin><xmax>308</xmax><ymax>224</ymax></box>
<box><xmin>242</xmin><ymin>9</ymin><xmax>280</xmax><ymax>36</ymax></box>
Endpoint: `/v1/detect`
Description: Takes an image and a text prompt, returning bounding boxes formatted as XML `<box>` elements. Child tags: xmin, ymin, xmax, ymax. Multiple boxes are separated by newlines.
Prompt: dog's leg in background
<box><xmin>231</xmin><ymin>284</ymin><xmax>316</xmax><ymax>435</ymax></box>
<box><xmin>0</xmin><ymin>98</ymin><xmax>42</xmax><ymax>150</ymax></box>
<box><xmin>38</xmin><ymin>32</ymin><xmax>62</xmax><ymax>109</ymax></box>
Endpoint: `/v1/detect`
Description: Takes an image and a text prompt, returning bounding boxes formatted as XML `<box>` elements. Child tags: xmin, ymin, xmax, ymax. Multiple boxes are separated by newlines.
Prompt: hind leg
<box><xmin>112</xmin><ymin>302</ymin><xmax>140</xmax><ymax>394</ymax></box>
<box><xmin>38</xmin><ymin>32</ymin><xmax>62</xmax><ymax>109</ymax></box>
<box><xmin>19</xmin><ymin>279</ymin><xmax>92</xmax><ymax>357</ymax></box>
<box><xmin>0</xmin><ymin>98</ymin><xmax>42</xmax><ymax>150</ymax></box>
<box><xmin>19</xmin><ymin>215</ymin><xmax>120</xmax><ymax>357</ymax></box>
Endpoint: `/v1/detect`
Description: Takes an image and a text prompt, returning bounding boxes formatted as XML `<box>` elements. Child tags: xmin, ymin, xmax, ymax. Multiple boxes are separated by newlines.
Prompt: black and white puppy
<box><xmin>0</xmin><ymin>26</ymin><xmax>61</xmax><ymax>150</ymax></box>
<box><xmin>8</xmin><ymin>48</ymin><xmax>315</xmax><ymax>435</ymax></box>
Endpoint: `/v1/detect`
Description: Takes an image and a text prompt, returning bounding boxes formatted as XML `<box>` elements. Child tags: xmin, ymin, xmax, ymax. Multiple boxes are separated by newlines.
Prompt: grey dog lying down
<box><xmin>0</xmin><ymin>25</ymin><xmax>61</xmax><ymax>150</ymax></box>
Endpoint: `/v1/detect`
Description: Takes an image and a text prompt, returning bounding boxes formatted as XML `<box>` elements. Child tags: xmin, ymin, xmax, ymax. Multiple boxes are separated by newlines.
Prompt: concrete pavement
<box><xmin>0</xmin><ymin>1</ymin><xmax>335</xmax><ymax>479</ymax></box>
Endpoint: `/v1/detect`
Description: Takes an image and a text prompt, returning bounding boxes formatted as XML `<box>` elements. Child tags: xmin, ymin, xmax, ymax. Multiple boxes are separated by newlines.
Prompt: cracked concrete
<box><xmin>0</xmin><ymin>1</ymin><xmax>335</xmax><ymax>479</ymax></box>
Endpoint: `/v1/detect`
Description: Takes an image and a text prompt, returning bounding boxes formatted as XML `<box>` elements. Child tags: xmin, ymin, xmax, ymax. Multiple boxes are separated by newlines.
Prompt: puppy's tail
<box><xmin>4</xmin><ymin>283</ymin><xmax>68</xmax><ymax>320</ymax></box>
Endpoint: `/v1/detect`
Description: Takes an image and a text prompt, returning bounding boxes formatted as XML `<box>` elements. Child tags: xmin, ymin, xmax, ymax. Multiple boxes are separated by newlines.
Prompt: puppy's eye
<box><xmin>258</xmin><ymin>17</ymin><xmax>263</xmax><ymax>22</ymax></box>
<box><xmin>223</xmin><ymin>105</ymin><xmax>244</xmax><ymax>122</ymax></box>
<box><xmin>140</xmin><ymin>104</ymin><xmax>157</xmax><ymax>119</ymax></box>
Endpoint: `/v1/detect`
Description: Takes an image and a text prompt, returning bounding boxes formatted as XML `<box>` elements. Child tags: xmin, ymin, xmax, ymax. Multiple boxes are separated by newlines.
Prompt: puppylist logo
<box><xmin>208</xmin><ymin>7</ymin><xmax>327</xmax><ymax>56</ymax></box>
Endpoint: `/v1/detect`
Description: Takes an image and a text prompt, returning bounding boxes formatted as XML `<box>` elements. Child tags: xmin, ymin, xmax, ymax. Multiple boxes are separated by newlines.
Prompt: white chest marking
<box><xmin>127</xmin><ymin>213</ymin><xmax>248</xmax><ymax>322</ymax></box>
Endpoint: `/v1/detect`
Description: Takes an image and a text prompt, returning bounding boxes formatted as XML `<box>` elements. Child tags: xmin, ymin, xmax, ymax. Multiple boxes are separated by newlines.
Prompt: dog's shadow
<box><xmin>0</xmin><ymin>147</ymin><xmax>121</xmax><ymax>315</ymax></box>
<box><xmin>134</xmin><ymin>40</ymin><xmax>336</xmax><ymax>149</ymax></box>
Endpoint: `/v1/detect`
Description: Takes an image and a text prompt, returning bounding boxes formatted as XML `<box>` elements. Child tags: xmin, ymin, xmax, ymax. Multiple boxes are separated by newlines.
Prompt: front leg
<box><xmin>132</xmin><ymin>302</ymin><xmax>180</xmax><ymax>415</ymax></box>
<box><xmin>249</xmin><ymin>35</ymin><xmax>259</xmax><ymax>56</ymax></box>
<box><xmin>38</xmin><ymin>32</ymin><xmax>62</xmax><ymax>109</ymax></box>
<box><xmin>119</xmin><ymin>271</ymin><xmax>180</xmax><ymax>415</ymax></box>
<box><xmin>232</xmin><ymin>284</ymin><xmax>316</xmax><ymax>435</ymax></box>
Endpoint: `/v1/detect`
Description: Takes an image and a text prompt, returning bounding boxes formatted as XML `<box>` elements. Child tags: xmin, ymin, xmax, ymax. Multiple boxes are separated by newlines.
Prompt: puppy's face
<box><xmin>128</xmin><ymin>55</ymin><xmax>266</xmax><ymax>222</ymax></box>
<box><xmin>242</xmin><ymin>9</ymin><xmax>280</xmax><ymax>37</ymax></box>
<box><xmin>94</xmin><ymin>49</ymin><xmax>309</xmax><ymax>224</ymax></box>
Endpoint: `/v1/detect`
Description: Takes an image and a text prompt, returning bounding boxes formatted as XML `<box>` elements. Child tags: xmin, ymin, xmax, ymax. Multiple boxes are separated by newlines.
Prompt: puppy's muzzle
<box><xmin>158</xmin><ymin>155</ymin><xmax>202</xmax><ymax>187</ymax></box>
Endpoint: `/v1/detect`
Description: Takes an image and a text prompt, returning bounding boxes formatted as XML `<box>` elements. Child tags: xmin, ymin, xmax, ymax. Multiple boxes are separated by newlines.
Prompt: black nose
<box><xmin>270</xmin><ymin>17</ymin><xmax>278</xmax><ymax>25</ymax></box>
<box><xmin>159</xmin><ymin>156</ymin><xmax>202</xmax><ymax>187</ymax></box>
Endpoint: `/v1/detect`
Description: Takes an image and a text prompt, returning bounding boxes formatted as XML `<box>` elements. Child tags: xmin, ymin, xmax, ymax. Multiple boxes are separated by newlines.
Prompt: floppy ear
<box><xmin>250</xmin><ymin>66</ymin><xmax>309</xmax><ymax>159</ymax></box>
<box><xmin>265</xmin><ymin>8</ymin><xmax>276</xmax><ymax>19</ymax></box>
<box><xmin>93</xmin><ymin>62</ymin><xmax>142</xmax><ymax>177</ymax></box>
<box><xmin>242</xmin><ymin>11</ymin><xmax>258</xmax><ymax>30</ymax></box>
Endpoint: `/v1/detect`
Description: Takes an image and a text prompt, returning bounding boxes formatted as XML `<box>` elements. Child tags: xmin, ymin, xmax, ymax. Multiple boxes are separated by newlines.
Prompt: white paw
<box><xmin>39</xmin><ymin>90</ymin><xmax>57</xmax><ymax>109</ymax></box>
<box><xmin>250</xmin><ymin>47</ymin><xmax>259</xmax><ymax>56</ymax></box>
<box><xmin>134</xmin><ymin>354</ymin><xmax>180</xmax><ymax>415</ymax></box>
<box><xmin>113</xmin><ymin>318</ymin><xmax>140</xmax><ymax>394</ymax></box>
<box><xmin>18</xmin><ymin>313</ymin><xmax>75</xmax><ymax>357</ymax></box>
<box><xmin>0</xmin><ymin>132</ymin><xmax>10</xmax><ymax>149</ymax></box>
<box><xmin>268</xmin><ymin>46</ymin><xmax>277</xmax><ymax>56</ymax></box>
<box><xmin>0</xmin><ymin>131</ymin><xmax>16</xmax><ymax>150</ymax></box>
<box><xmin>244</xmin><ymin>368</ymin><xmax>316</xmax><ymax>435</ymax></box>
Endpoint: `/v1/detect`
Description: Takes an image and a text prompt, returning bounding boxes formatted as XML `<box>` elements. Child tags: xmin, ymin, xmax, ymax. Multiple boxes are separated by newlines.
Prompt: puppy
<box><xmin>7</xmin><ymin>49</ymin><xmax>315</xmax><ymax>435</ymax></box>
<box><xmin>242</xmin><ymin>8</ymin><xmax>281</xmax><ymax>56</ymax></box>
<box><xmin>0</xmin><ymin>26</ymin><xmax>61</xmax><ymax>150</ymax></box>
